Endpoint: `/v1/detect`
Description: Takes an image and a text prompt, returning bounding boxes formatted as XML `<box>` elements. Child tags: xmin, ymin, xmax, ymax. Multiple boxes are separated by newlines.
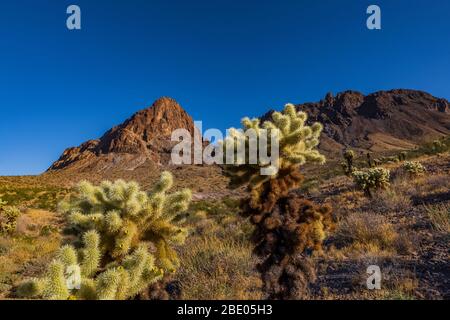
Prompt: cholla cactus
<box><xmin>402</xmin><ymin>161</ymin><xmax>425</xmax><ymax>176</ymax></box>
<box><xmin>18</xmin><ymin>172</ymin><xmax>190</xmax><ymax>300</ymax></box>
<box><xmin>398</xmin><ymin>151</ymin><xmax>407</xmax><ymax>162</ymax></box>
<box><xmin>222</xmin><ymin>104</ymin><xmax>333</xmax><ymax>299</ymax></box>
<box><xmin>18</xmin><ymin>230</ymin><xmax>163</xmax><ymax>300</ymax></box>
<box><xmin>222</xmin><ymin>104</ymin><xmax>325</xmax><ymax>187</ymax></box>
<box><xmin>222</xmin><ymin>104</ymin><xmax>326</xmax><ymax>212</ymax></box>
<box><xmin>0</xmin><ymin>199</ymin><xmax>20</xmax><ymax>235</ymax></box>
<box><xmin>352</xmin><ymin>168</ymin><xmax>391</xmax><ymax>197</ymax></box>
<box><xmin>342</xmin><ymin>149</ymin><xmax>356</xmax><ymax>176</ymax></box>
<box><xmin>60</xmin><ymin>172</ymin><xmax>191</xmax><ymax>271</ymax></box>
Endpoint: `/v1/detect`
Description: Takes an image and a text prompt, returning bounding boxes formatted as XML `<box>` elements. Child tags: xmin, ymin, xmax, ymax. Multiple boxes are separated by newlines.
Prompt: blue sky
<box><xmin>0</xmin><ymin>0</ymin><xmax>449</xmax><ymax>175</ymax></box>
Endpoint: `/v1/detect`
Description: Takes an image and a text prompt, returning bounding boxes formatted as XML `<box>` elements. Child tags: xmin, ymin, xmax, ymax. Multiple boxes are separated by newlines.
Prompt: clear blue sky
<box><xmin>1</xmin><ymin>0</ymin><xmax>449</xmax><ymax>175</ymax></box>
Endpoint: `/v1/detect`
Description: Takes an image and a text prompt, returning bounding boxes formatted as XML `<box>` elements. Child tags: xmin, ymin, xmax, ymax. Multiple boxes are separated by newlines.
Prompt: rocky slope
<box><xmin>263</xmin><ymin>89</ymin><xmax>450</xmax><ymax>156</ymax></box>
<box><xmin>48</xmin><ymin>97</ymin><xmax>201</xmax><ymax>172</ymax></box>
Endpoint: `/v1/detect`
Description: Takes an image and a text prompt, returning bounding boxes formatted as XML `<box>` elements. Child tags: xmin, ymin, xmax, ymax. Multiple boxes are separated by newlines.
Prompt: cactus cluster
<box><xmin>18</xmin><ymin>172</ymin><xmax>192</xmax><ymax>300</ymax></box>
<box><xmin>0</xmin><ymin>198</ymin><xmax>20</xmax><ymax>235</ymax></box>
<box><xmin>60</xmin><ymin>172</ymin><xmax>191</xmax><ymax>271</ymax></box>
<box><xmin>17</xmin><ymin>231</ymin><xmax>163</xmax><ymax>300</ymax></box>
<box><xmin>402</xmin><ymin>161</ymin><xmax>425</xmax><ymax>176</ymax></box>
<box><xmin>222</xmin><ymin>104</ymin><xmax>333</xmax><ymax>299</ymax></box>
<box><xmin>352</xmin><ymin>168</ymin><xmax>391</xmax><ymax>197</ymax></box>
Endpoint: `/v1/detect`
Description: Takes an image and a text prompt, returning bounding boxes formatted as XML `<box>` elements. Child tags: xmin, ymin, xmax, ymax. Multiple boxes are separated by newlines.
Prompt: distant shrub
<box><xmin>402</xmin><ymin>161</ymin><xmax>425</xmax><ymax>176</ymax></box>
<box><xmin>398</xmin><ymin>151</ymin><xmax>407</xmax><ymax>162</ymax></box>
<box><xmin>0</xmin><ymin>198</ymin><xmax>21</xmax><ymax>235</ymax></box>
<box><xmin>342</xmin><ymin>149</ymin><xmax>356</xmax><ymax>176</ymax></box>
<box><xmin>352</xmin><ymin>168</ymin><xmax>391</xmax><ymax>197</ymax></box>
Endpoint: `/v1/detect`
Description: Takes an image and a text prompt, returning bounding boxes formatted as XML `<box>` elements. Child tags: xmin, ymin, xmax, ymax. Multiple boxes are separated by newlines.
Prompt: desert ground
<box><xmin>1</xmin><ymin>139</ymin><xmax>448</xmax><ymax>300</ymax></box>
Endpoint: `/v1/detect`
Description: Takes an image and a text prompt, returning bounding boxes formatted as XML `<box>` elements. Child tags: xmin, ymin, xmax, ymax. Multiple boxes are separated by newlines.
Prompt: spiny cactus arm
<box><xmin>112</xmin><ymin>221</ymin><xmax>138</xmax><ymax>258</ymax></box>
<box><xmin>162</xmin><ymin>189</ymin><xmax>192</xmax><ymax>219</ymax></box>
<box><xmin>144</xmin><ymin>219</ymin><xmax>188</xmax><ymax>245</ymax></box>
<box><xmin>114</xmin><ymin>267</ymin><xmax>131</xmax><ymax>300</ymax></box>
<box><xmin>43</xmin><ymin>260</ymin><xmax>70</xmax><ymax>300</ymax></box>
<box><xmin>67</xmin><ymin>211</ymin><xmax>105</xmax><ymax>229</ymax></box>
<box><xmin>94</xmin><ymin>268</ymin><xmax>121</xmax><ymax>300</ymax></box>
<box><xmin>80</xmin><ymin>230</ymin><xmax>101</xmax><ymax>277</ymax></box>
<box><xmin>151</xmin><ymin>171</ymin><xmax>173</xmax><ymax>194</ymax></box>
<box><xmin>155</xmin><ymin>239</ymin><xmax>180</xmax><ymax>272</ymax></box>
<box><xmin>58</xmin><ymin>245</ymin><xmax>78</xmax><ymax>267</ymax></box>
<box><xmin>76</xmin><ymin>278</ymin><xmax>97</xmax><ymax>300</ymax></box>
<box><xmin>104</xmin><ymin>210</ymin><xmax>123</xmax><ymax>233</ymax></box>
<box><xmin>121</xmin><ymin>246</ymin><xmax>149</xmax><ymax>297</ymax></box>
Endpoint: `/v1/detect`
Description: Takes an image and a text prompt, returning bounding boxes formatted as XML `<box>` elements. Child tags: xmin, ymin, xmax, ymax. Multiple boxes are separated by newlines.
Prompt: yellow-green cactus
<box><xmin>61</xmin><ymin>171</ymin><xmax>191</xmax><ymax>271</ymax></box>
<box><xmin>0</xmin><ymin>199</ymin><xmax>20</xmax><ymax>235</ymax></box>
<box><xmin>18</xmin><ymin>231</ymin><xmax>163</xmax><ymax>300</ymax></box>
<box><xmin>402</xmin><ymin>161</ymin><xmax>425</xmax><ymax>176</ymax></box>
<box><xmin>221</xmin><ymin>103</ymin><xmax>325</xmax><ymax>189</ymax></box>
<box><xmin>352</xmin><ymin>167</ymin><xmax>391</xmax><ymax>197</ymax></box>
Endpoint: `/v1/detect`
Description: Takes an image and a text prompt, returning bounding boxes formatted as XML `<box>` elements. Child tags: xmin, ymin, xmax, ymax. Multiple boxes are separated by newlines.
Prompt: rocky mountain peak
<box><xmin>48</xmin><ymin>97</ymin><xmax>198</xmax><ymax>171</ymax></box>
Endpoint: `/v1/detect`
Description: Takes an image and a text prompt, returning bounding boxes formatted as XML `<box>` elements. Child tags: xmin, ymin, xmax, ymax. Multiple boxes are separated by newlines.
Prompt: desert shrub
<box><xmin>352</xmin><ymin>168</ymin><xmax>390</xmax><ymax>197</ymax></box>
<box><xmin>424</xmin><ymin>204</ymin><xmax>450</xmax><ymax>233</ymax></box>
<box><xmin>0</xmin><ymin>199</ymin><xmax>21</xmax><ymax>235</ymax></box>
<box><xmin>335</xmin><ymin>212</ymin><xmax>399</xmax><ymax>256</ymax></box>
<box><xmin>402</xmin><ymin>161</ymin><xmax>425</xmax><ymax>176</ymax></box>
<box><xmin>221</xmin><ymin>103</ymin><xmax>333</xmax><ymax>299</ymax></box>
<box><xmin>176</xmin><ymin>235</ymin><xmax>261</xmax><ymax>300</ymax></box>
<box><xmin>18</xmin><ymin>172</ymin><xmax>192</xmax><ymax>300</ymax></box>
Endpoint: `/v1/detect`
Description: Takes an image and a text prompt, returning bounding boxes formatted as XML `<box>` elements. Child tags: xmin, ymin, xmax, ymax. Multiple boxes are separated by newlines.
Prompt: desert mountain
<box><xmin>47</xmin><ymin>90</ymin><xmax>449</xmax><ymax>189</ymax></box>
<box><xmin>46</xmin><ymin>97</ymin><xmax>227</xmax><ymax>193</ymax></box>
<box><xmin>263</xmin><ymin>89</ymin><xmax>450</xmax><ymax>156</ymax></box>
<box><xmin>49</xmin><ymin>97</ymin><xmax>200</xmax><ymax>172</ymax></box>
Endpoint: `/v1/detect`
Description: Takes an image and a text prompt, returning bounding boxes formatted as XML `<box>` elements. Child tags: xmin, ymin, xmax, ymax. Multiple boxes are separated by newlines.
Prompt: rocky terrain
<box><xmin>264</xmin><ymin>89</ymin><xmax>450</xmax><ymax>156</ymax></box>
<box><xmin>1</xmin><ymin>89</ymin><xmax>448</xmax><ymax>300</ymax></box>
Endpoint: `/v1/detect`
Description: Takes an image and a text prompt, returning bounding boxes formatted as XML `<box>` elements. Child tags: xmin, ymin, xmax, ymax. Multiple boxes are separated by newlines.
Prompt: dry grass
<box><xmin>424</xmin><ymin>203</ymin><xmax>450</xmax><ymax>233</ymax></box>
<box><xmin>0</xmin><ymin>210</ymin><xmax>62</xmax><ymax>298</ymax></box>
<box><xmin>176</xmin><ymin>235</ymin><xmax>261</xmax><ymax>300</ymax></box>
<box><xmin>333</xmin><ymin>212</ymin><xmax>402</xmax><ymax>258</ymax></box>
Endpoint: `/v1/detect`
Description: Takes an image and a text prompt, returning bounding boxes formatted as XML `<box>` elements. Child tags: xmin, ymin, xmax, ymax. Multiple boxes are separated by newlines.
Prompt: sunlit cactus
<box><xmin>18</xmin><ymin>172</ymin><xmax>191</xmax><ymax>300</ymax></box>
<box><xmin>221</xmin><ymin>103</ymin><xmax>326</xmax><ymax>212</ymax></box>
<box><xmin>17</xmin><ymin>230</ymin><xmax>163</xmax><ymax>300</ymax></box>
<box><xmin>0</xmin><ymin>198</ymin><xmax>20</xmax><ymax>235</ymax></box>
<box><xmin>222</xmin><ymin>103</ymin><xmax>333</xmax><ymax>299</ymax></box>
<box><xmin>60</xmin><ymin>171</ymin><xmax>191</xmax><ymax>271</ymax></box>
<box><xmin>402</xmin><ymin>161</ymin><xmax>425</xmax><ymax>176</ymax></box>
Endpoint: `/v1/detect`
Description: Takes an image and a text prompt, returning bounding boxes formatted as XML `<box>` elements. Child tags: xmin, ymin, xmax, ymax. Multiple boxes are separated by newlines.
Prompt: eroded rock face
<box><xmin>48</xmin><ymin>97</ymin><xmax>200</xmax><ymax>171</ymax></box>
<box><xmin>264</xmin><ymin>89</ymin><xmax>450</xmax><ymax>154</ymax></box>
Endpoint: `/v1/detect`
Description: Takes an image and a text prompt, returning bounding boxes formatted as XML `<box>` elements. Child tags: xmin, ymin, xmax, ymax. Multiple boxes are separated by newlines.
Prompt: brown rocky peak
<box><xmin>97</xmin><ymin>97</ymin><xmax>196</xmax><ymax>155</ymax></box>
<box><xmin>48</xmin><ymin>97</ymin><xmax>199</xmax><ymax>171</ymax></box>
